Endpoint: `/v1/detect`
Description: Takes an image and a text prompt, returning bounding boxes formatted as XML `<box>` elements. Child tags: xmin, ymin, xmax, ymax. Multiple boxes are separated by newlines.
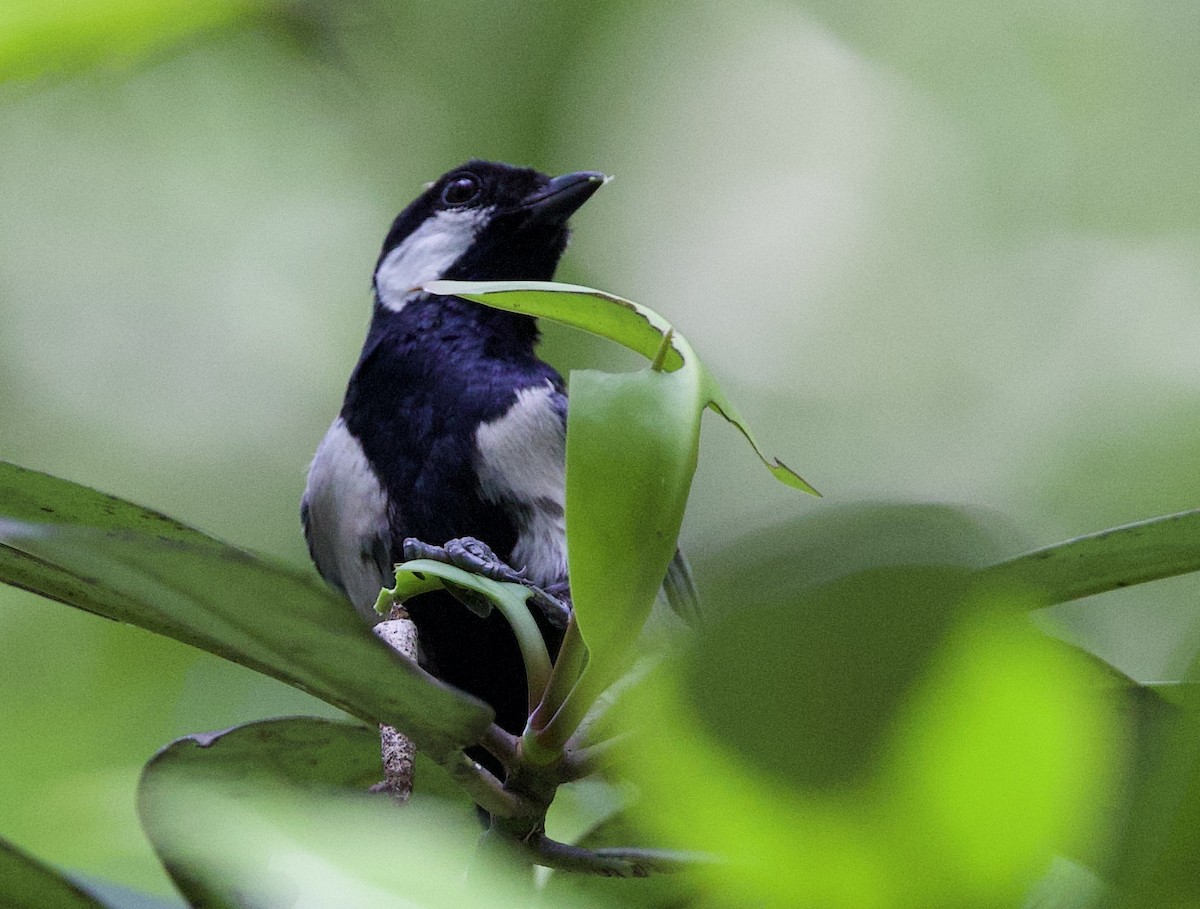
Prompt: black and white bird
<box><xmin>302</xmin><ymin>160</ymin><xmax>693</xmax><ymax>739</ymax></box>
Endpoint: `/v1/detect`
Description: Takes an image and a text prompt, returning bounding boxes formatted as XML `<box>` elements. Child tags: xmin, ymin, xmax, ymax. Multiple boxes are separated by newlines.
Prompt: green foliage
<box><xmin>0</xmin><ymin>0</ymin><xmax>274</xmax><ymax>83</ymax></box>
<box><xmin>3</xmin><ymin>282</ymin><xmax>1200</xmax><ymax>907</ymax></box>
<box><xmin>426</xmin><ymin>282</ymin><xmax>817</xmax><ymax>749</ymax></box>
<box><xmin>982</xmin><ymin>510</ymin><xmax>1200</xmax><ymax>605</ymax></box>
<box><xmin>137</xmin><ymin>719</ymin><xmax>566</xmax><ymax>909</ymax></box>
<box><xmin>0</xmin><ymin>837</ymin><xmax>109</xmax><ymax>909</ymax></box>
<box><xmin>0</xmin><ymin>461</ymin><xmax>489</xmax><ymax>759</ymax></box>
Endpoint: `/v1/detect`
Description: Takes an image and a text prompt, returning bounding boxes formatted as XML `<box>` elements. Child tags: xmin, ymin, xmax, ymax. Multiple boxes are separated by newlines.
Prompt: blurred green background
<box><xmin>1</xmin><ymin>0</ymin><xmax>1197</xmax><ymax>895</ymax></box>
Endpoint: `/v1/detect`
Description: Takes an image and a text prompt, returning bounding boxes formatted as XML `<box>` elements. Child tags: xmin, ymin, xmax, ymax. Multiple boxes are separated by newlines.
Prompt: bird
<box><xmin>301</xmin><ymin>159</ymin><xmax>695</xmax><ymax>749</ymax></box>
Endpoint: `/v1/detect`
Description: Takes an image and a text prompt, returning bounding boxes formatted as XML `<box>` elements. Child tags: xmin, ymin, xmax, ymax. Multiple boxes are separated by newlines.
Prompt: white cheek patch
<box><xmin>375</xmin><ymin>207</ymin><xmax>491</xmax><ymax>312</ymax></box>
<box><xmin>474</xmin><ymin>382</ymin><xmax>568</xmax><ymax>586</ymax></box>
<box><xmin>302</xmin><ymin>417</ymin><xmax>393</xmax><ymax>622</ymax></box>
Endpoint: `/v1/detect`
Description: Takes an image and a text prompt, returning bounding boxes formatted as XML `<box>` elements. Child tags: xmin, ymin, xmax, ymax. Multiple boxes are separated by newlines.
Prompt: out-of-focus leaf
<box><xmin>138</xmin><ymin>717</ymin><xmax>387</xmax><ymax>908</ymax></box>
<box><xmin>0</xmin><ymin>0</ymin><xmax>271</xmax><ymax>84</ymax></box>
<box><xmin>1144</xmin><ymin>681</ymin><xmax>1200</xmax><ymax>708</ymax></box>
<box><xmin>687</xmin><ymin>565</ymin><xmax>973</xmax><ymax>790</ymax></box>
<box><xmin>613</xmin><ymin>565</ymin><xmax>1119</xmax><ymax>909</ymax></box>
<box><xmin>881</xmin><ymin>603</ymin><xmax>1118</xmax><ymax>905</ymax></box>
<box><xmin>697</xmin><ymin>502</ymin><xmax>1016</xmax><ymax>620</ymax></box>
<box><xmin>0</xmin><ymin>836</ymin><xmax>108</xmax><ymax>909</ymax></box>
<box><xmin>0</xmin><ymin>838</ymin><xmax>183</xmax><ymax>908</ymax></box>
<box><xmin>1109</xmin><ymin>647</ymin><xmax>1200</xmax><ymax>907</ymax></box>
<box><xmin>0</xmin><ymin>461</ymin><xmax>491</xmax><ymax>759</ymax></box>
<box><xmin>979</xmin><ymin>509</ymin><xmax>1200</xmax><ymax>605</ymax></box>
<box><xmin>686</xmin><ymin>504</ymin><xmax>1015</xmax><ymax>786</ymax></box>
<box><xmin>139</xmin><ymin>770</ymin><xmax>591</xmax><ymax>909</ymax></box>
<box><xmin>1021</xmin><ymin>857</ymin><xmax>1107</xmax><ymax>909</ymax></box>
<box><xmin>65</xmin><ymin>877</ymin><xmax>185</xmax><ymax>909</ymax></box>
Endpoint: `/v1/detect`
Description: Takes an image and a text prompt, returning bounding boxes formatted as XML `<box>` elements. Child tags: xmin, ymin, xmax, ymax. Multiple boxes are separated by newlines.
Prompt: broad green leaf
<box><xmin>138</xmin><ymin>717</ymin><xmax>385</xmax><ymax>908</ymax></box>
<box><xmin>140</xmin><ymin>716</ymin><xmax>385</xmax><ymax>793</ymax></box>
<box><xmin>0</xmin><ymin>461</ymin><xmax>491</xmax><ymax>759</ymax></box>
<box><xmin>0</xmin><ymin>0</ymin><xmax>269</xmax><ymax>83</ymax></box>
<box><xmin>0</xmin><ymin>836</ymin><xmax>107</xmax><ymax>909</ymax></box>
<box><xmin>136</xmin><ymin>722</ymin><xmax>593</xmax><ymax>909</ymax></box>
<box><xmin>613</xmin><ymin>576</ymin><xmax>1119</xmax><ymax>909</ymax></box>
<box><xmin>422</xmin><ymin>280</ymin><xmax>818</xmax><ymax>494</ymax></box>
<box><xmin>564</xmin><ymin>365</ymin><xmax>701</xmax><ymax>706</ymax></box>
<box><xmin>685</xmin><ymin>565</ymin><xmax>974</xmax><ymax>790</ymax></box>
<box><xmin>979</xmin><ymin>509</ymin><xmax>1200</xmax><ymax>605</ymax></box>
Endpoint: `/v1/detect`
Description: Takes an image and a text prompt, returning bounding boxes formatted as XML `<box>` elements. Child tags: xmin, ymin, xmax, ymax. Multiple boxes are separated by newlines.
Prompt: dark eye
<box><xmin>441</xmin><ymin>174</ymin><xmax>481</xmax><ymax>206</ymax></box>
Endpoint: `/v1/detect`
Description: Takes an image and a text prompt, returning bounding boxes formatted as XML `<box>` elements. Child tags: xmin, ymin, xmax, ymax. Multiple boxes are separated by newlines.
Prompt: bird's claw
<box><xmin>402</xmin><ymin>536</ymin><xmax>527</xmax><ymax>583</ymax></box>
<box><xmin>401</xmin><ymin>536</ymin><xmax>571</xmax><ymax>630</ymax></box>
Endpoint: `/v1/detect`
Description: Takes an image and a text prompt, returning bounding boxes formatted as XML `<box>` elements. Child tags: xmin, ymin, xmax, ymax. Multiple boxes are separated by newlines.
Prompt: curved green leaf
<box><xmin>614</xmin><ymin>586</ymin><xmax>1119</xmax><ymax>909</ymax></box>
<box><xmin>979</xmin><ymin>509</ymin><xmax>1200</xmax><ymax>605</ymax></box>
<box><xmin>138</xmin><ymin>714</ymin><xmax>385</xmax><ymax>905</ymax></box>
<box><xmin>380</xmin><ymin>561</ymin><xmax>553</xmax><ymax>709</ymax></box>
<box><xmin>422</xmin><ymin>280</ymin><xmax>818</xmax><ymax>495</ymax></box>
<box><xmin>424</xmin><ymin>280</ymin><xmax>683</xmax><ymax>367</ymax></box>
<box><xmin>0</xmin><ymin>461</ymin><xmax>491</xmax><ymax>759</ymax></box>
<box><xmin>136</xmin><ymin>717</ymin><xmax>587</xmax><ymax>909</ymax></box>
<box><xmin>562</xmin><ymin>364</ymin><xmax>701</xmax><ymax>711</ymax></box>
<box><xmin>0</xmin><ymin>837</ymin><xmax>108</xmax><ymax>909</ymax></box>
<box><xmin>137</xmin><ymin>717</ymin><xmax>474</xmax><ymax>909</ymax></box>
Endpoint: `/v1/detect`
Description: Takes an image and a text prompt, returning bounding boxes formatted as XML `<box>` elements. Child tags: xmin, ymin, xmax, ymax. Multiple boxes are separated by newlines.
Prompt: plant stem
<box><xmin>524</xmin><ymin>615</ymin><xmax>589</xmax><ymax>765</ymax></box>
<box><xmin>521</xmin><ymin>835</ymin><xmax>709</xmax><ymax>877</ymax></box>
<box><xmin>531</xmin><ymin>669</ymin><xmax>607</xmax><ymax>756</ymax></box>
<box><xmin>473</xmin><ymin>584</ymin><xmax>552</xmax><ymax>713</ymax></box>
<box><xmin>480</xmin><ymin>724</ymin><xmax>519</xmax><ymax>771</ymax></box>
<box><xmin>441</xmin><ymin>752</ymin><xmax>528</xmax><ymax>819</ymax></box>
<box><xmin>558</xmin><ymin>733</ymin><xmax>630</xmax><ymax>781</ymax></box>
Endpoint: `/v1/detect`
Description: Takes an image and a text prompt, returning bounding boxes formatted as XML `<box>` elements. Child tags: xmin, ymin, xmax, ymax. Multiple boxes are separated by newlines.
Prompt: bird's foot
<box><xmin>401</xmin><ymin>537</ymin><xmax>571</xmax><ymax>630</ymax></box>
<box><xmin>402</xmin><ymin>536</ymin><xmax>526</xmax><ymax>583</ymax></box>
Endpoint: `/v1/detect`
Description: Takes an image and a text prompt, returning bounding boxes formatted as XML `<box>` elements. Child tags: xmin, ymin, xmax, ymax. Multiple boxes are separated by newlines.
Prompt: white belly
<box><xmin>302</xmin><ymin>417</ymin><xmax>392</xmax><ymax>622</ymax></box>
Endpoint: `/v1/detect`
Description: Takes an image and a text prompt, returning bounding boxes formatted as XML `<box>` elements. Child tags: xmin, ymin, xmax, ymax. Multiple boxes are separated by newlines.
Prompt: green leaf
<box><xmin>1108</xmin><ymin>652</ymin><xmax>1200</xmax><ymax>907</ymax></box>
<box><xmin>0</xmin><ymin>0</ymin><xmax>269</xmax><ymax>83</ymax></box>
<box><xmin>563</xmin><ymin>365</ymin><xmax>701</xmax><ymax>708</ymax></box>
<box><xmin>0</xmin><ymin>461</ymin><xmax>491</xmax><ymax>759</ymax></box>
<box><xmin>685</xmin><ymin>565</ymin><xmax>975</xmax><ymax>790</ymax></box>
<box><xmin>424</xmin><ymin>280</ymin><xmax>683</xmax><ymax>366</ymax></box>
<box><xmin>979</xmin><ymin>509</ymin><xmax>1200</xmax><ymax>605</ymax></box>
<box><xmin>138</xmin><ymin>717</ymin><xmax>384</xmax><ymax>908</ymax></box>
<box><xmin>1021</xmin><ymin>857</ymin><xmax>1107</xmax><ymax>909</ymax></box>
<box><xmin>612</xmin><ymin>558</ymin><xmax>1120</xmax><ymax>909</ymax></box>
<box><xmin>421</xmin><ymin>280</ymin><xmax>817</xmax><ymax>743</ymax></box>
<box><xmin>136</xmin><ymin>718</ymin><xmax>591</xmax><ymax>909</ymax></box>
<box><xmin>422</xmin><ymin>280</ymin><xmax>818</xmax><ymax>494</ymax></box>
<box><xmin>0</xmin><ymin>836</ymin><xmax>107</xmax><ymax>909</ymax></box>
<box><xmin>0</xmin><ymin>0</ymin><xmax>288</xmax><ymax>83</ymax></box>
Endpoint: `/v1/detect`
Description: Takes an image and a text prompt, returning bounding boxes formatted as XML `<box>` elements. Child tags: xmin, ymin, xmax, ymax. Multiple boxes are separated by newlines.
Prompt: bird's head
<box><xmin>374</xmin><ymin>160</ymin><xmax>606</xmax><ymax>313</ymax></box>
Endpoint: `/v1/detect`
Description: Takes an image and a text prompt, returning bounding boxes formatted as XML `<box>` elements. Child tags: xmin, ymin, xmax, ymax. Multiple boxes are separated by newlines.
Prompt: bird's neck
<box><xmin>367</xmin><ymin>291</ymin><xmax>541</xmax><ymax>361</ymax></box>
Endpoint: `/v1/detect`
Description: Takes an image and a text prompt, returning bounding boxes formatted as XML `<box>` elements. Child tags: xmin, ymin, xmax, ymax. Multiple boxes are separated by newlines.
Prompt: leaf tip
<box><xmin>771</xmin><ymin>461</ymin><xmax>821</xmax><ymax>496</ymax></box>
